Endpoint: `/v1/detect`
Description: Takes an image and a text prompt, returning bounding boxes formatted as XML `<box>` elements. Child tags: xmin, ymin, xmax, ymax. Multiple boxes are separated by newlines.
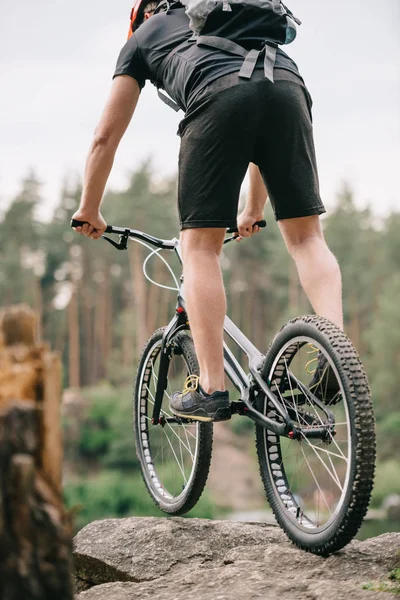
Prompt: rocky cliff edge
<box><xmin>74</xmin><ymin>517</ymin><xmax>400</xmax><ymax>600</ymax></box>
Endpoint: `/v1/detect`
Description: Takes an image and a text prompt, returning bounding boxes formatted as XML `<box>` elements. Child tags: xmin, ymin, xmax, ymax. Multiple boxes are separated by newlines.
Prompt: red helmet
<box><xmin>128</xmin><ymin>0</ymin><xmax>145</xmax><ymax>38</ymax></box>
<box><xmin>128</xmin><ymin>0</ymin><xmax>170</xmax><ymax>38</ymax></box>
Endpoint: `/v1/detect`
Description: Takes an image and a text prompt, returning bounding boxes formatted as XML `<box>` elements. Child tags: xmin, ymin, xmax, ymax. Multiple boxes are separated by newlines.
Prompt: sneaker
<box><xmin>170</xmin><ymin>375</ymin><xmax>231</xmax><ymax>422</ymax></box>
<box><xmin>308</xmin><ymin>353</ymin><xmax>341</xmax><ymax>405</ymax></box>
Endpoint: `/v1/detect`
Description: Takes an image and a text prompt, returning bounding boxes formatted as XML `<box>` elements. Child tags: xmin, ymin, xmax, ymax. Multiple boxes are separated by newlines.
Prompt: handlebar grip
<box><xmin>226</xmin><ymin>220</ymin><xmax>267</xmax><ymax>234</ymax></box>
<box><xmin>70</xmin><ymin>219</ymin><xmax>113</xmax><ymax>234</ymax></box>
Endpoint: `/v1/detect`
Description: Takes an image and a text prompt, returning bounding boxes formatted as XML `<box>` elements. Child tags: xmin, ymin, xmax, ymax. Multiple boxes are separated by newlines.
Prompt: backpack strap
<box><xmin>238</xmin><ymin>49</ymin><xmax>260</xmax><ymax>79</ymax></box>
<box><xmin>263</xmin><ymin>42</ymin><xmax>277</xmax><ymax>82</ymax></box>
<box><xmin>155</xmin><ymin>32</ymin><xmax>278</xmax><ymax>111</ymax></box>
<box><xmin>157</xmin><ymin>90</ymin><xmax>181</xmax><ymax>111</ymax></box>
<box><xmin>197</xmin><ymin>35</ymin><xmax>247</xmax><ymax>58</ymax></box>
<box><xmin>197</xmin><ymin>36</ymin><xmax>277</xmax><ymax>82</ymax></box>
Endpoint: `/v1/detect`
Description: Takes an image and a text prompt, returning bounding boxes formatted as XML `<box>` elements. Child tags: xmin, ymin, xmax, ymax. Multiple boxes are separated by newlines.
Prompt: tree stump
<box><xmin>0</xmin><ymin>304</ymin><xmax>73</xmax><ymax>600</ymax></box>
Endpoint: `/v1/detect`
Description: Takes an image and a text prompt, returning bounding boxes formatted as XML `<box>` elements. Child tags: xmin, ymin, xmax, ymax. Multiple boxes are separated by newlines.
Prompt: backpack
<box><xmin>155</xmin><ymin>0</ymin><xmax>301</xmax><ymax>110</ymax></box>
<box><xmin>184</xmin><ymin>0</ymin><xmax>300</xmax><ymax>43</ymax></box>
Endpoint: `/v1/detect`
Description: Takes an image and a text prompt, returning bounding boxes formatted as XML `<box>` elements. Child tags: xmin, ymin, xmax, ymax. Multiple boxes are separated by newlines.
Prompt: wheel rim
<box><xmin>263</xmin><ymin>336</ymin><xmax>352</xmax><ymax>531</ymax></box>
<box><xmin>137</xmin><ymin>338</ymin><xmax>200</xmax><ymax>503</ymax></box>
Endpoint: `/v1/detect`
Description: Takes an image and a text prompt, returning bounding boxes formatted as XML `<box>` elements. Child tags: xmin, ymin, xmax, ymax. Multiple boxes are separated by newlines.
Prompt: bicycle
<box><xmin>71</xmin><ymin>218</ymin><xmax>376</xmax><ymax>555</ymax></box>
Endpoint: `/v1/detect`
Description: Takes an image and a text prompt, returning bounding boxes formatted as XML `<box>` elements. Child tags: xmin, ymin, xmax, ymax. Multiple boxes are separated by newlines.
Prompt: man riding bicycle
<box><xmin>72</xmin><ymin>0</ymin><xmax>343</xmax><ymax>422</ymax></box>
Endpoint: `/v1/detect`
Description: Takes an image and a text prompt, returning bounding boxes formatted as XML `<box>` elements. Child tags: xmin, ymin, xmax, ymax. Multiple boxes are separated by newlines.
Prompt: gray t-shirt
<box><xmin>114</xmin><ymin>6</ymin><xmax>302</xmax><ymax>114</ymax></box>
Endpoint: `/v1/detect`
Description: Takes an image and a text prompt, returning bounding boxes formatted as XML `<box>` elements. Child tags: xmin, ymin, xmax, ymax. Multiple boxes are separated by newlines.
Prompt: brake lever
<box><xmin>224</xmin><ymin>220</ymin><xmax>267</xmax><ymax>244</ymax></box>
<box><xmin>70</xmin><ymin>219</ymin><xmax>130</xmax><ymax>250</ymax></box>
<box><xmin>101</xmin><ymin>232</ymin><xmax>129</xmax><ymax>250</ymax></box>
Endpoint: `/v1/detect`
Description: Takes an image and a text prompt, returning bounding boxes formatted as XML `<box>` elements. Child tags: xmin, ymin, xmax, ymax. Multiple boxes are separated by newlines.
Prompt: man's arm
<box><xmin>72</xmin><ymin>75</ymin><xmax>141</xmax><ymax>239</ymax></box>
<box><xmin>237</xmin><ymin>163</ymin><xmax>268</xmax><ymax>238</ymax></box>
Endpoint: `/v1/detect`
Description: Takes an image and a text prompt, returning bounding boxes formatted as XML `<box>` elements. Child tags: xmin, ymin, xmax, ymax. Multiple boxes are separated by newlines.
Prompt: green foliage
<box><xmin>389</xmin><ymin>568</ymin><xmax>400</xmax><ymax>583</ymax></box>
<box><xmin>67</xmin><ymin>385</ymin><xmax>139</xmax><ymax>470</ymax></box>
<box><xmin>2</xmin><ymin>166</ymin><xmax>400</xmax><ymax>525</ymax></box>
<box><xmin>361</xmin><ymin>554</ymin><xmax>400</xmax><ymax>594</ymax></box>
<box><xmin>376</xmin><ymin>414</ymin><xmax>400</xmax><ymax>462</ymax></box>
<box><xmin>370</xmin><ymin>461</ymin><xmax>400</xmax><ymax>508</ymax></box>
<box><xmin>365</xmin><ymin>275</ymin><xmax>400</xmax><ymax>419</ymax></box>
<box><xmin>63</xmin><ymin>384</ymin><xmax>217</xmax><ymax>530</ymax></box>
<box><xmin>64</xmin><ymin>470</ymin><xmax>217</xmax><ymax>531</ymax></box>
<box><xmin>361</xmin><ymin>581</ymin><xmax>400</xmax><ymax>594</ymax></box>
<box><xmin>64</xmin><ymin>470</ymin><xmax>162</xmax><ymax>530</ymax></box>
<box><xmin>230</xmin><ymin>413</ymin><xmax>255</xmax><ymax>435</ymax></box>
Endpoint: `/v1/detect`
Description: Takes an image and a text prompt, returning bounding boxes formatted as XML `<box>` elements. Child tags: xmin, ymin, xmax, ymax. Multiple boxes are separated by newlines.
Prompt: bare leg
<box><xmin>278</xmin><ymin>215</ymin><xmax>343</xmax><ymax>329</ymax></box>
<box><xmin>180</xmin><ymin>228</ymin><xmax>226</xmax><ymax>394</ymax></box>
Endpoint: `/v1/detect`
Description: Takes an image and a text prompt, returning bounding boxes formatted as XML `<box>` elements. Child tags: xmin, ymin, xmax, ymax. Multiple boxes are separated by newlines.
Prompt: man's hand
<box><xmin>236</xmin><ymin>210</ymin><xmax>264</xmax><ymax>240</ymax></box>
<box><xmin>71</xmin><ymin>210</ymin><xmax>107</xmax><ymax>240</ymax></box>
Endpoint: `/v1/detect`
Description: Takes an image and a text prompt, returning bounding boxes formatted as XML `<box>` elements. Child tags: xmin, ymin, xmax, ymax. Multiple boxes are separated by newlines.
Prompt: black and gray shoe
<box><xmin>170</xmin><ymin>375</ymin><xmax>231</xmax><ymax>422</ymax></box>
<box><xmin>309</xmin><ymin>353</ymin><xmax>341</xmax><ymax>405</ymax></box>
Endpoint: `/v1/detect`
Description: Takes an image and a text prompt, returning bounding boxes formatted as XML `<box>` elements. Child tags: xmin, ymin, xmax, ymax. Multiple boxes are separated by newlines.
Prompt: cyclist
<box><xmin>72</xmin><ymin>0</ymin><xmax>343</xmax><ymax>422</ymax></box>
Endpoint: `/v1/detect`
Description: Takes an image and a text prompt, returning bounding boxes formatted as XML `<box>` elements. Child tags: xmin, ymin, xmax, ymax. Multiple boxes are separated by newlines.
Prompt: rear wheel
<box><xmin>133</xmin><ymin>328</ymin><xmax>213</xmax><ymax>514</ymax></box>
<box><xmin>256</xmin><ymin>315</ymin><xmax>376</xmax><ymax>555</ymax></box>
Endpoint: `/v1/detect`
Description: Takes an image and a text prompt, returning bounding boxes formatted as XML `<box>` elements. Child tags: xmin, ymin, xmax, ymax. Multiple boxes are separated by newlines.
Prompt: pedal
<box><xmin>230</xmin><ymin>401</ymin><xmax>248</xmax><ymax>416</ymax></box>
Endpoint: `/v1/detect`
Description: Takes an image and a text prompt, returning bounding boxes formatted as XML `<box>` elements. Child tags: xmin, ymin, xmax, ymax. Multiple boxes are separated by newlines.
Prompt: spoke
<box><xmin>291</xmin><ymin>376</ymin><xmax>349</xmax><ymax>461</ymax></box>
<box><xmin>327</xmin><ymin>452</ymin><xmax>343</xmax><ymax>490</ymax></box>
<box><xmin>145</xmin><ymin>415</ymin><xmax>194</xmax><ymax>463</ymax></box>
<box><xmin>141</xmin><ymin>350</ymin><xmax>200</xmax><ymax>494</ymax></box>
<box><xmin>293</xmin><ymin>369</ymin><xmax>326</xmax><ymax>428</ymax></box>
<box><xmin>183</xmin><ymin>423</ymin><xmax>195</xmax><ymax>458</ymax></box>
<box><xmin>299</xmin><ymin>444</ymin><xmax>333</xmax><ymax>516</ymax></box>
<box><xmin>178</xmin><ymin>429</ymin><xmax>186</xmax><ymax>481</ymax></box>
<box><xmin>269</xmin><ymin>340</ymin><xmax>355</xmax><ymax>528</ymax></box>
<box><xmin>324</xmin><ymin>429</ymin><xmax>349</xmax><ymax>460</ymax></box>
<box><xmin>146</xmin><ymin>384</ymin><xmax>197</xmax><ymax>440</ymax></box>
<box><xmin>276</xmin><ymin>389</ymin><xmax>311</xmax><ymax>429</ymax></box>
<box><xmin>149</xmin><ymin>359</ymin><xmax>172</xmax><ymax>401</ymax></box>
<box><xmin>146</xmin><ymin>385</ymin><xmax>195</xmax><ymax>456</ymax></box>
<box><xmin>150</xmin><ymin>357</ymin><xmax>158</xmax><ymax>391</ymax></box>
<box><xmin>303</xmin><ymin>439</ymin><xmax>345</xmax><ymax>492</ymax></box>
<box><xmin>283</xmin><ymin>355</ymin><xmax>302</xmax><ymax>423</ymax></box>
<box><xmin>146</xmin><ymin>385</ymin><xmax>172</xmax><ymax>419</ymax></box>
<box><xmin>301</xmin><ymin>434</ymin><xmax>343</xmax><ymax>492</ymax></box>
<box><xmin>301</xmin><ymin>440</ymin><xmax>348</xmax><ymax>463</ymax></box>
<box><xmin>319</xmin><ymin>413</ymin><xmax>350</xmax><ymax>459</ymax></box>
<box><xmin>302</xmin><ymin>385</ymin><xmax>325</xmax><ymax>426</ymax></box>
<box><xmin>167</xmin><ymin>372</ymin><xmax>173</xmax><ymax>397</ymax></box>
<box><xmin>180</xmin><ymin>425</ymin><xmax>197</xmax><ymax>440</ymax></box>
<box><xmin>163</xmin><ymin>430</ymin><xmax>188</xmax><ymax>484</ymax></box>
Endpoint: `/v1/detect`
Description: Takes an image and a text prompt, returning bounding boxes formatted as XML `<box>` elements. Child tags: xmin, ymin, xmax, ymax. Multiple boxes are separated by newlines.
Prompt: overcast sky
<box><xmin>1</xmin><ymin>0</ymin><xmax>399</xmax><ymax>221</ymax></box>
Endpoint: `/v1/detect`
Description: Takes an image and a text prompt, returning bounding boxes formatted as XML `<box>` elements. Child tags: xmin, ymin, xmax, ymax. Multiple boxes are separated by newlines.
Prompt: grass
<box><xmin>362</xmin><ymin>554</ymin><xmax>400</xmax><ymax>595</ymax></box>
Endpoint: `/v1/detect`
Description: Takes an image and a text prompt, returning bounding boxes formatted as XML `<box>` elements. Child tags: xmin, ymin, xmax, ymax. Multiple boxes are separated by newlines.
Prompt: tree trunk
<box><xmin>34</xmin><ymin>276</ymin><xmax>43</xmax><ymax>342</ymax></box>
<box><xmin>103</xmin><ymin>269</ymin><xmax>113</xmax><ymax>376</ymax></box>
<box><xmin>0</xmin><ymin>304</ymin><xmax>73</xmax><ymax>600</ymax></box>
<box><xmin>92</xmin><ymin>270</ymin><xmax>108</xmax><ymax>382</ymax></box>
<box><xmin>128</xmin><ymin>243</ymin><xmax>149</xmax><ymax>359</ymax></box>
<box><xmin>288</xmin><ymin>259</ymin><xmax>300</xmax><ymax>316</ymax></box>
<box><xmin>68</xmin><ymin>281</ymin><xmax>80</xmax><ymax>388</ymax></box>
<box><xmin>147</xmin><ymin>259</ymin><xmax>164</xmax><ymax>333</ymax></box>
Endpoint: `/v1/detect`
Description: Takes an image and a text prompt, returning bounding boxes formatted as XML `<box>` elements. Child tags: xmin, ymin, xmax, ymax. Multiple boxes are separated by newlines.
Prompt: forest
<box><xmin>1</xmin><ymin>164</ymin><xmax>399</xmax><ymax>531</ymax></box>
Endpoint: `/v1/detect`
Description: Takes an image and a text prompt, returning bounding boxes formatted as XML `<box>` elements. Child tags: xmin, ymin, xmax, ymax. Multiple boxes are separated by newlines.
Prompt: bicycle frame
<box><xmin>149</xmin><ymin>239</ymin><xmax>328</xmax><ymax>439</ymax></box>
<box><xmin>70</xmin><ymin>220</ymin><xmax>334</xmax><ymax>440</ymax></box>
<box><xmin>155</xmin><ymin>307</ymin><xmax>298</xmax><ymax>438</ymax></box>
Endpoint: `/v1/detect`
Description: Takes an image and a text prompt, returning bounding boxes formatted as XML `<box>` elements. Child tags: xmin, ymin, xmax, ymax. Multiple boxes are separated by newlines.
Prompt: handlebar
<box><xmin>70</xmin><ymin>218</ymin><xmax>267</xmax><ymax>251</ymax></box>
<box><xmin>226</xmin><ymin>220</ymin><xmax>266</xmax><ymax>234</ymax></box>
<box><xmin>70</xmin><ymin>219</ymin><xmax>177</xmax><ymax>250</ymax></box>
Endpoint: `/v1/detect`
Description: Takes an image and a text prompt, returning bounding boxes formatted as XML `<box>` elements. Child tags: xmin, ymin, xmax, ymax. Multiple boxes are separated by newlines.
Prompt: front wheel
<box><xmin>133</xmin><ymin>328</ymin><xmax>213</xmax><ymax>515</ymax></box>
<box><xmin>255</xmin><ymin>315</ymin><xmax>376</xmax><ymax>555</ymax></box>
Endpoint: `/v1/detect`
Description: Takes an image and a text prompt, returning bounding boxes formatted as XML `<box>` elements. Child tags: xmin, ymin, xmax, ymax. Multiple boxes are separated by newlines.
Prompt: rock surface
<box><xmin>74</xmin><ymin>517</ymin><xmax>400</xmax><ymax>600</ymax></box>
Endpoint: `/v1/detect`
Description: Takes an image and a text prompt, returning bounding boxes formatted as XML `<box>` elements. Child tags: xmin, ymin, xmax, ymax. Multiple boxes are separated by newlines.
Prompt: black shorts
<box><xmin>177</xmin><ymin>69</ymin><xmax>325</xmax><ymax>229</ymax></box>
